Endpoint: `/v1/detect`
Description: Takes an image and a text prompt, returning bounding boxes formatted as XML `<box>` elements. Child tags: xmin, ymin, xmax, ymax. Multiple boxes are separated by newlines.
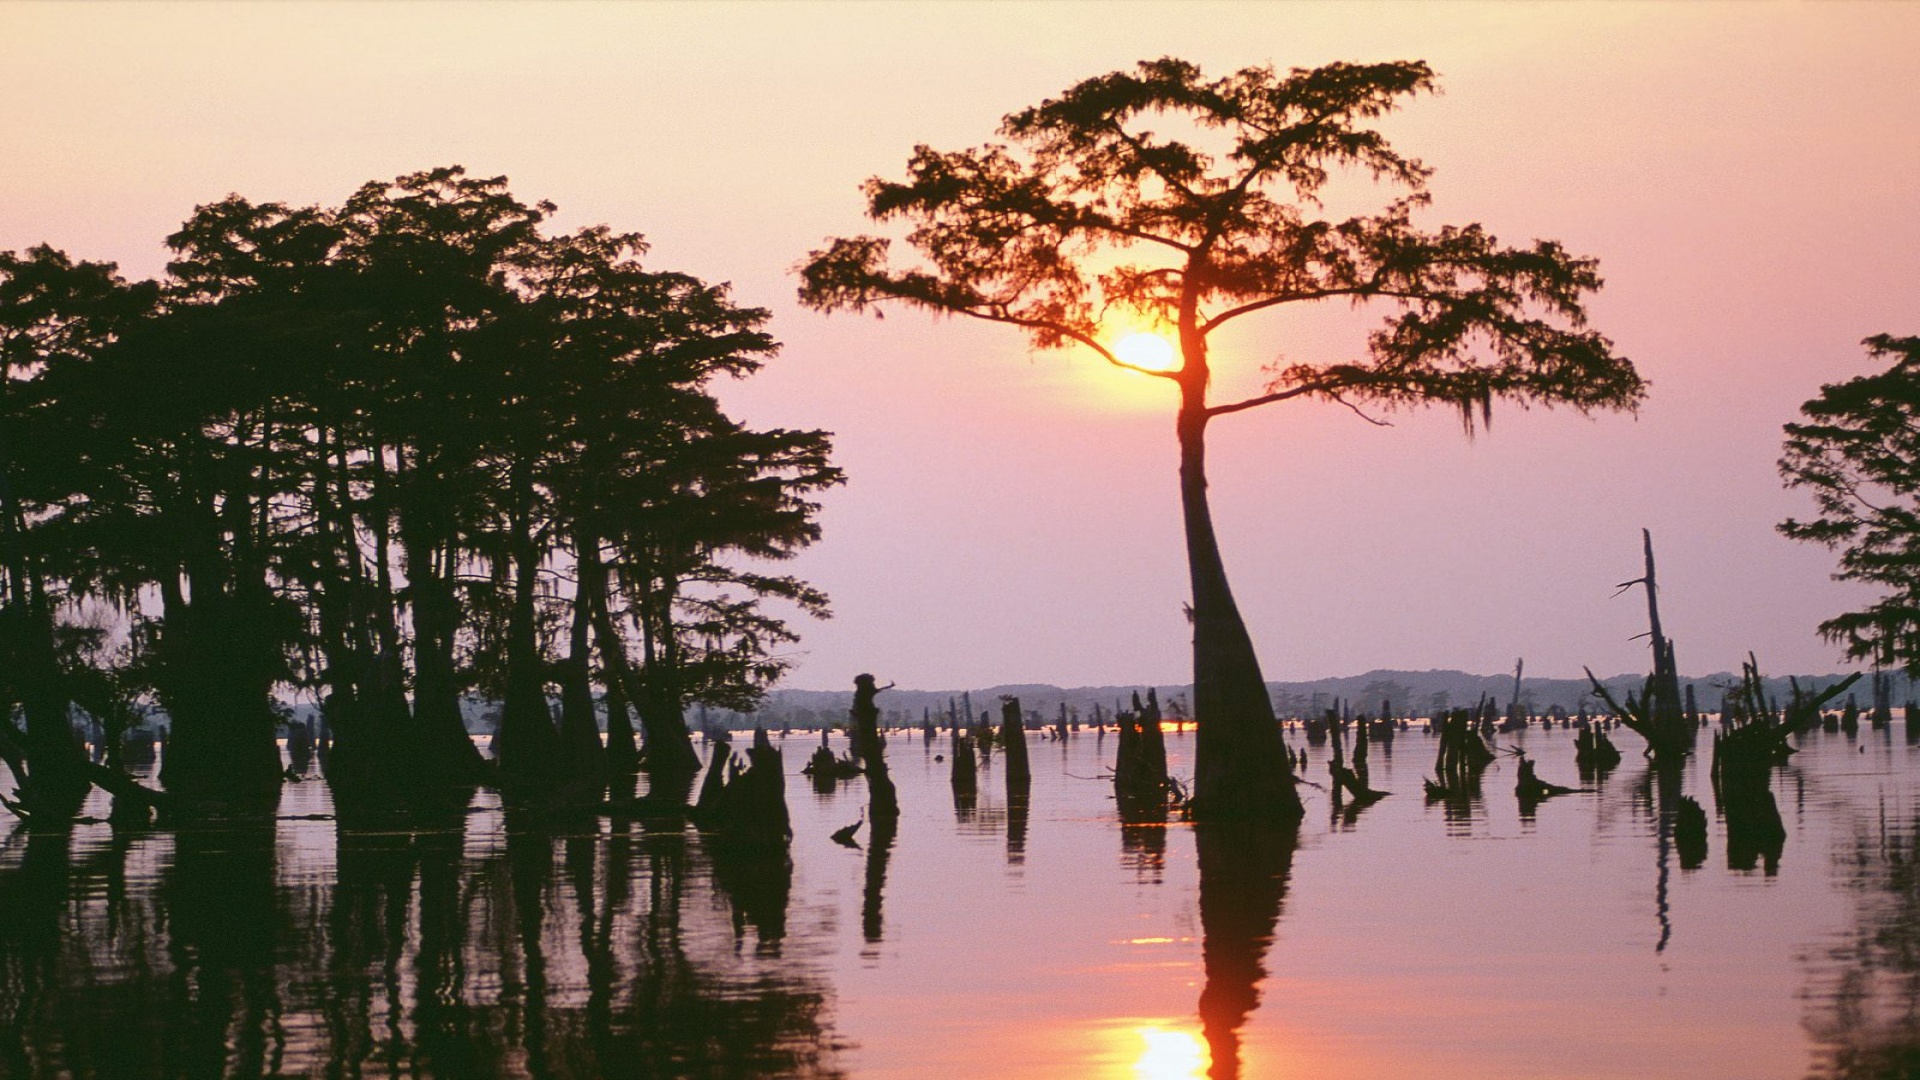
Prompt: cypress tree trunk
<box><xmin>582</xmin><ymin>556</ymin><xmax>642</xmax><ymax>774</ymax></box>
<box><xmin>1177</xmin><ymin>360</ymin><xmax>1301</xmax><ymax>822</ymax></box>
<box><xmin>634</xmin><ymin>569</ymin><xmax>699</xmax><ymax>781</ymax></box>
<box><xmin>155</xmin><ymin>576</ymin><xmax>283</xmax><ymax>809</ymax></box>
<box><xmin>496</xmin><ymin>485</ymin><xmax>563</xmax><ymax>791</ymax></box>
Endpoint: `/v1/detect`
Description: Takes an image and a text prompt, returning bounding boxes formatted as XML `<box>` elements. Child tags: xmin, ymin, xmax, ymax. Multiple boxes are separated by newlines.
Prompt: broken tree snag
<box><xmin>802</xmin><ymin>723</ymin><xmax>862</xmax><ymax>795</ymax></box>
<box><xmin>973</xmin><ymin>709</ymin><xmax>996</xmax><ymax>753</ymax></box>
<box><xmin>1113</xmin><ymin>712</ymin><xmax>1172</xmax><ymax>823</ymax></box>
<box><xmin>950</xmin><ymin>733</ymin><xmax>978</xmax><ymax>803</ymax></box>
<box><xmin>1599</xmin><ymin>529</ymin><xmax>1692</xmax><ymax>763</ymax></box>
<box><xmin>1502</xmin><ymin>658</ymin><xmax>1529</xmax><ymax>733</ymax></box>
<box><xmin>1585</xmin><ymin>664</ymin><xmax>1689</xmax><ymax>768</ymax></box>
<box><xmin>1574</xmin><ymin>720</ymin><xmax>1624</xmax><ymax>778</ymax></box>
<box><xmin>694</xmin><ymin>736</ymin><xmax>733</xmax><ymax>817</ymax></box>
<box><xmin>1326</xmin><ymin>715</ymin><xmax>1387</xmax><ymax>809</ymax></box>
<box><xmin>697</xmin><ymin>727</ymin><xmax>794</xmax><ymax>851</ymax></box>
<box><xmin>1871</xmin><ymin>672</ymin><xmax>1894</xmax><ymax>730</ymax></box>
<box><xmin>1513</xmin><ymin>753</ymin><xmax>1578</xmax><ymax>805</ymax></box>
<box><xmin>1114</xmin><ymin>689</ymin><xmax>1184</xmax><ymax>823</ymax></box>
<box><xmin>851</xmin><ymin>674</ymin><xmax>899</xmax><ymax>826</ymax></box>
<box><xmin>1425</xmin><ymin>708</ymin><xmax>1494</xmax><ymax>800</ymax></box>
<box><xmin>1711</xmin><ymin>657</ymin><xmax>1856</xmax><ymax>874</ymax></box>
<box><xmin>999</xmin><ymin>695</ymin><xmax>1031</xmax><ymax>797</ymax></box>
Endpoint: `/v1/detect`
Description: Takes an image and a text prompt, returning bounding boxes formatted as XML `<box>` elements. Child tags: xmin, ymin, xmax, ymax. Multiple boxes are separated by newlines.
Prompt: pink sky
<box><xmin>4</xmin><ymin>2</ymin><xmax>1917</xmax><ymax>690</ymax></box>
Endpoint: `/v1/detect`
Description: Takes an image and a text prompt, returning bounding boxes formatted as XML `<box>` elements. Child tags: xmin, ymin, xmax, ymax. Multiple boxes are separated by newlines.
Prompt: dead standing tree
<box><xmin>852</xmin><ymin>674</ymin><xmax>900</xmax><ymax>833</ymax></box>
<box><xmin>999</xmin><ymin>695</ymin><xmax>1032</xmax><ymax>800</ymax></box>
<box><xmin>1114</xmin><ymin>689</ymin><xmax>1180</xmax><ymax>822</ymax></box>
<box><xmin>1586</xmin><ymin>530</ymin><xmax>1692</xmax><ymax>765</ymax></box>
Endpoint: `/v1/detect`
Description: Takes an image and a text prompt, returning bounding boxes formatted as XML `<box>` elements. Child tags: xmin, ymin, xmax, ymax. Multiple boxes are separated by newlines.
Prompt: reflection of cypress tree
<box><xmin>1196</xmin><ymin>821</ymin><xmax>1298</xmax><ymax>1080</ymax></box>
<box><xmin>324</xmin><ymin>825</ymin><xmax>414</xmax><ymax>1075</ymax></box>
<box><xmin>162</xmin><ymin>820</ymin><xmax>282</xmax><ymax>1078</ymax></box>
<box><xmin>412</xmin><ymin>820</ymin><xmax>479</xmax><ymax>1078</ymax></box>
<box><xmin>585</xmin><ymin>818</ymin><xmax>635</xmax><ymax>1064</ymax></box>
<box><xmin>503</xmin><ymin>810</ymin><xmax>555</xmax><ymax>1077</ymax></box>
<box><xmin>0</xmin><ymin>826</ymin><xmax>71</xmax><ymax>1078</ymax></box>
<box><xmin>1804</xmin><ymin>810</ymin><xmax>1920</xmax><ymax>1073</ymax></box>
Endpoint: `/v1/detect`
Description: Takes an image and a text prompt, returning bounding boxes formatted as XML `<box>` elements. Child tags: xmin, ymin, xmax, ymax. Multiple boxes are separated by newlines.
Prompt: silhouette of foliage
<box><xmin>0</xmin><ymin>167</ymin><xmax>841</xmax><ymax>815</ymax></box>
<box><xmin>1780</xmin><ymin>335</ymin><xmax>1920</xmax><ymax>675</ymax></box>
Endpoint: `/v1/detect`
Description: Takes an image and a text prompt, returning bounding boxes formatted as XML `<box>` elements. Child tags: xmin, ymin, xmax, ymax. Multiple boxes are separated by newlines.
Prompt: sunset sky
<box><xmin>4</xmin><ymin>2</ymin><xmax>1917</xmax><ymax>691</ymax></box>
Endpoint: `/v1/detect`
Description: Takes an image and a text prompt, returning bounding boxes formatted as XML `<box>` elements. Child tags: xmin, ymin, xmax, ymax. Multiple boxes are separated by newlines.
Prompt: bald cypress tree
<box><xmin>800</xmin><ymin>58</ymin><xmax>1642</xmax><ymax>820</ymax></box>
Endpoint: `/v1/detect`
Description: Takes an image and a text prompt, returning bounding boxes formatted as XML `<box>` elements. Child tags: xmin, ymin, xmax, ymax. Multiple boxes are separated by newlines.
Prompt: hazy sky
<box><xmin>4</xmin><ymin>2</ymin><xmax>1917</xmax><ymax>691</ymax></box>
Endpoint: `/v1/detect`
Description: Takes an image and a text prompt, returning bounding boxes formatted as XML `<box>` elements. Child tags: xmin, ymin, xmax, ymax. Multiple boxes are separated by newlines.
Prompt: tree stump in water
<box><xmin>999</xmin><ymin>695</ymin><xmax>1031</xmax><ymax>798</ymax></box>
<box><xmin>1514</xmin><ymin>755</ymin><xmax>1577</xmax><ymax>803</ymax></box>
<box><xmin>695</xmin><ymin>727</ymin><xmax>791</xmax><ymax>851</ymax></box>
<box><xmin>1327</xmin><ymin>717</ymin><xmax>1387</xmax><ymax>808</ymax></box>
<box><xmin>1114</xmin><ymin>690</ymin><xmax>1179</xmax><ymax>822</ymax></box>
<box><xmin>950</xmin><ymin>733</ymin><xmax>977</xmax><ymax>800</ymax></box>
<box><xmin>1574</xmin><ymin>722</ymin><xmax>1623</xmax><ymax>777</ymax></box>
<box><xmin>851</xmin><ymin>674</ymin><xmax>899</xmax><ymax>827</ymax></box>
<box><xmin>1425</xmin><ymin>708</ymin><xmax>1494</xmax><ymax>800</ymax></box>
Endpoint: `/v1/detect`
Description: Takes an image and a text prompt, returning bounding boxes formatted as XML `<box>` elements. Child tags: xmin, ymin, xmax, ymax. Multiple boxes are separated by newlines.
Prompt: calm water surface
<box><xmin>2</xmin><ymin>720</ymin><xmax>1917</xmax><ymax>1079</ymax></box>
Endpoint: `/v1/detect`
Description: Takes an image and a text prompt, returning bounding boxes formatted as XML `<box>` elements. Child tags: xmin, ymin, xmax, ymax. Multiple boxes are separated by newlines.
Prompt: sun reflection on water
<box><xmin>1133</xmin><ymin>1026</ymin><xmax>1209</xmax><ymax>1080</ymax></box>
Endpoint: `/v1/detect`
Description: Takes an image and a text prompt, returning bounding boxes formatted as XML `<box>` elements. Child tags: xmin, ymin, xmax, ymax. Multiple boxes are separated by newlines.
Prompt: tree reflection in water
<box><xmin>0</xmin><ymin>812</ymin><xmax>846</xmax><ymax>1078</ymax></box>
<box><xmin>1805</xmin><ymin>804</ymin><xmax>1920</xmax><ymax>1078</ymax></box>
<box><xmin>1194</xmin><ymin>820</ymin><xmax>1298</xmax><ymax>1080</ymax></box>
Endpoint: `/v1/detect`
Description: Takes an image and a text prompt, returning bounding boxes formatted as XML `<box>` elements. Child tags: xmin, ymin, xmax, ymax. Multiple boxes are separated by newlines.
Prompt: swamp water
<box><xmin>2</xmin><ymin>721</ymin><xmax>1918</xmax><ymax>1079</ymax></box>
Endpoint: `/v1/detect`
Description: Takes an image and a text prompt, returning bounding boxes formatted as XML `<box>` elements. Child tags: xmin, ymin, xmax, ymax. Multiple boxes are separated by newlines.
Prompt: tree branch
<box><xmin>1205</xmin><ymin>381</ymin><xmax>1335</xmax><ymax>418</ymax></box>
<box><xmin>945</xmin><ymin>304</ymin><xmax>1183</xmax><ymax>380</ymax></box>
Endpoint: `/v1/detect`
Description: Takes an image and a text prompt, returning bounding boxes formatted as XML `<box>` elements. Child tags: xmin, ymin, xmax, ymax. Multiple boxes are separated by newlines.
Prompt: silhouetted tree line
<box><xmin>0</xmin><ymin>167</ymin><xmax>841</xmax><ymax>821</ymax></box>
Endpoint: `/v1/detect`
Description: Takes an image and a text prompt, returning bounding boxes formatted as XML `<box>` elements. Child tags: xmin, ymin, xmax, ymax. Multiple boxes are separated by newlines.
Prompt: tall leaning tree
<box><xmin>799</xmin><ymin>58</ymin><xmax>1643</xmax><ymax>820</ymax></box>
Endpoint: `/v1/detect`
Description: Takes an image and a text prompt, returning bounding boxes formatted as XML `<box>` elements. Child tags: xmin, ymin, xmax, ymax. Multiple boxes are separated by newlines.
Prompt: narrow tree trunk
<box><xmin>852</xmin><ymin>675</ymin><xmax>898</xmax><ymax>825</ymax></box>
<box><xmin>555</xmin><ymin>529</ymin><xmax>608</xmax><ymax>792</ymax></box>
<box><xmin>1640</xmin><ymin>529</ymin><xmax>1688</xmax><ymax>758</ymax></box>
<box><xmin>632</xmin><ymin>567</ymin><xmax>699</xmax><ymax>780</ymax></box>
<box><xmin>999</xmin><ymin>695</ymin><xmax>1031</xmax><ymax>795</ymax></box>
<box><xmin>582</xmin><ymin>553</ymin><xmax>641</xmax><ymax>774</ymax></box>
<box><xmin>496</xmin><ymin>477</ymin><xmax>563</xmax><ymax>790</ymax></box>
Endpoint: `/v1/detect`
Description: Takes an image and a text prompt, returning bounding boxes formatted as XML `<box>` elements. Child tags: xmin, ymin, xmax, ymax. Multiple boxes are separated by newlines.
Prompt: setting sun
<box><xmin>1112</xmin><ymin>332</ymin><xmax>1177</xmax><ymax>372</ymax></box>
<box><xmin>1133</xmin><ymin>1027</ymin><xmax>1208</xmax><ymax>1080</ymax></box>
